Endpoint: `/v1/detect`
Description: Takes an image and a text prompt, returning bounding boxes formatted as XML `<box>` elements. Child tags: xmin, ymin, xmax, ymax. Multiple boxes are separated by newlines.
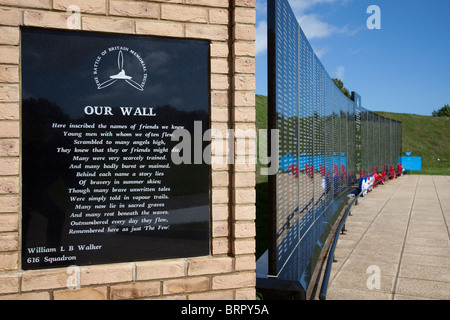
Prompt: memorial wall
<box><xmin>0</xmin><ymin>0</ymin><xmax>256</xmax><ymax>300</ymax></box>
<box><xmin>256</xmin><ymin>0</ymin><xmax>401</xmax><ymax>298</ymax></box>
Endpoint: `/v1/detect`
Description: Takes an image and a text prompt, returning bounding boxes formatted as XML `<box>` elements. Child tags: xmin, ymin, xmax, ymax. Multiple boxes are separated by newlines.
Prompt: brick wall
<box><xmin>0</xmin><ymin>0</ymin><xmax>256</xmax><ymax>300</ymax></box>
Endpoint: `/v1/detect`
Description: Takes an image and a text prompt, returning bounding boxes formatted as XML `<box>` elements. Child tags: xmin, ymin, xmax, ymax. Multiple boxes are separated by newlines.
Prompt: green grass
<box><xmin>375</xmin><ymin>112</ymin><xmax>450</xmax><ymax>175</ymax></box>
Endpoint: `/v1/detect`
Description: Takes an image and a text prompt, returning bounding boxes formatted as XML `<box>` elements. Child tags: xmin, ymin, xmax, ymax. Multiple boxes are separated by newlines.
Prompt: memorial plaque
<box><xmin>21</xmin><ymin>27</ymin><xmax>211</xmax><ymax>269</ymax></box>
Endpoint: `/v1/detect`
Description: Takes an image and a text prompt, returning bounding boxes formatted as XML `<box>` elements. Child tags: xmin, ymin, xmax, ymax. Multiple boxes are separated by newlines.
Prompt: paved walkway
<box><xmin>326</xmin><ymin>175</ymin><xmax>450</xmax><ymax>300</ymax></box>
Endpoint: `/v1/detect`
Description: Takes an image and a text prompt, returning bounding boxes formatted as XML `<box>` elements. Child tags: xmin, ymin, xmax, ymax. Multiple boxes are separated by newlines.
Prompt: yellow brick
<box><xmin>0</xmin><ymin>139</ymin><xmax>19</xmax><ymax>156</ymax></box>
<box><xmin>54</xmin><ymin>287</ymin><xmax>108</xmax><ymax>300</ymax></box>
<box><xmin>212</xmin><ymin>171</ymin><xmax>229</xmax><ymax>187</ymax></box>
<box><xmin>0</xmin><ymin>103</ymin><xmax>19</xmax><ymax>120</ymax></box>
<box><xmin>211</xmin><ymin>157</ymin><xmax>229</xmax><ymax>171</ymax></box>
<box><xmin>234</xmin><ymin>172</ymin><xmax>255</xmax><ymax>188</ymax></box>
<box><xmin>189</xmin><ymin>290</ymin><xmax>234</xmax><ymax>300</ymax></box>
<box><xmin>233</xmin><ymin>204</ymin><xmax>256</xmax><ymax>220</ymax></box>
<box><xmin>0</xmin><ymin>274</ymin><xmax>19</xmax><ymax>295</ymax></box>
<box><xmin>235</xmin><ymin>138</ymin><xmax>256</xmax><ymax>156</ymax></box>
<box><xmin>0</xmin><ymin>9</ymin><xmax>21</xmax><ymax>26</ymax></box>
<box><xmin>81</xmin><ymin>263</ymin><xmax>133</xmax><ymax>285</ymax></box>
<box><xmin>234</xmin><ymin>41</ymin><xmax>255</xmax><ymax>57</ymax></box>
<box><xmin>212</xmin><ymin>188</ymin><xmax>229</xmax><ymax>204</ymax></box>
<box><xmin>234</xmin><ymin>107</ymin><xmax>256</xmax><ymax>122</ymax></box>
<box><xmin>0</xmin><ymin>292</ymin><xmax>50</xmax><ymax>300</ymax></box>
<box><xmin>0</xmin><ymin>27</ymin><xmax>19</xmax><ymax>45</ymax></box>
<box><xmin>234</xmin><ymin>24</ymin><xmax>255</xmax><ymax>41</ymax></box>
<box><xmin>0</xmin><ymin>252</ymin><xmax>18</xmax><ymax>270</ymax></box>
<box><xmin>136</xmin><ymin>20</ymin><xmax>183</xmax><ymax>37</ymax></box>
<box><xmin>162</xmin><ymin>4</ymin><xmax>207</xmax><ymax>23</ymax></box>
<box><xmin>0</xmin><ymin>158</ymin><xmax>19</xmax><ymax>175</ymax></box>
<box><xmin>234</xmin><ymin>75</ymin><xmax>255</xmax><ymax>91</ymax></box>
<box><xmin>235</xmin><ymin>0</ymin><xmax>256</xmax><ymax>8</ymax></box>
<box><xmin>149</xmin><ymin>294</ymin><xmax>187</xmax><ymax>300</ymax></box>
<box><xmin>1</xmin><ymin>0</ymin><xmax>50</xmax><ymax>9</ymax></box>
<box><xmin>211</xmin><ymin>74</ymin><xmax>229</xmax><ymax>90</ymax></box>
<box><xmin>212</xmin><ymin>204</ymin><xmax>229</xmax><ymax>221</ymax></box>
<box><xmin>185</xmin><ymin>0</ymin><xmax>228</xmax><ymax>7</ymax></box>
<box><xmin>234</xmin><ymin>8</ymin><xmax>256</xmax><ymax>24</ymax></box>
<box><xmin>24</xmin><ymin>11</ymin><xmax>71</xmax><ymax>29</ymax></box>
<box><xmin>21</xmin><ymin>268</ymin><xmax>69</xmax><ymax>291</ymax></box>
<box><xmin>187</xmin><ymin>257</ymin><xmax>233</xmax><ymax>276</ymax></box>
<box><xmin>212</xmin><ymin>272</ymin><xmax>255</xmax><ymax>290</ymax></box>
<box><xmin>234</xmin><ymin>255</ymin><xmax>256</xmax><ymax>271</ymax></box>
<box><xmin>0</xmin><ymin>66</ymin><xmax>16</xmax><ymax>85</ymax></box>
<box><xmin>82</xmin><ymin>16</ymin><xmax>134</xmax><ymax>34</ymax></box>
<box><xmin>0</xmin><ymin>214</ymin><xmax>17</xmax><ymax>232</ymax></box>
<box><xmin>209</xmin><ymin>8</ymin><xmax>228</xmax><ymax>25</ymax></box>
<box><xmin>212</xmin><ymin>238</ymin><xmax>229</xmax><ymax>255</ymax></box>
<box><xmin>234</xmin><ymin>91</ymin><xmax>255</xmax><ymax>107</ymax></box>
<box><xmin>234</xmin><ymin>188</ymin><xmax>255</xmax><ymax>204</ymax></box>
<box><xmin>234</xmin><ymin>122</ymin><xmax>256</xmax><ymax>137</ymax></box>
<box><xmin>185</xmin><ymin>24</ymin><xmax>228</xmax><ymax>41</ymax></box>
<box><xmin>234</xmin><ymin>157</ymin><xmax>255</xmax><ymax>172</ymax></box>
<box><xmin>53</xmin><ymin>0</ymin><xmax>106</xmax><ymax>14</ymax></box>
<box><xmin>0</xmin><ymin>177</ymin><xmax>19</xmax><ymax>194</ymax></box>
<box><xmin>110</xmin><ymin>281</ymin><xmax>160</xmax><ymax>300</ymax></box>
<box><xmin>110</xmin><ymin>1</ymin><xmax>159</xmax><ymax>18</ymax></box>
<box><xmin>211</xmin><ymin>91</ymin><xmax>229</xmax><ymax>108</ymax></box>
<box><xmin>211</xmin><ymin>107</ymin><xmax>229</xmax><ymax>122</ymax></box>
<box><xmin>233</xmin><ymin>238</ymin><xmax>255</xmax><ymax>255</ymax></box>
<box><xmin>136</xmin><ymin>259</ymin><xmax>186</xmax><ymax>281</ymax></box>
<box><xmin>163</xmin><ymin>276</ymin><xmax>210</xmax><ymax>295</ymax></box>
<box><xmin>0</xmin><ymin>47</ymin><xmax>19</xmax><ymax>64</ymax></box>
<box><xmin>234</xmin><ymin>221</ymin><xmax>255</xmax><ymax>238</ymax></box>
<box><xmin>234</xmin><ymin>58</ymin><xmax>255</xmax><ymax>74</ymax></box>
<box><xmin>213</xmin><ymin>220</ymin><xmax>229</xmax><ymax>237</ymax></box>
<box><xmin>0</xmin><ymin>121</ymin><xmax>19</xmax><ymax>137</ymax></box>
<box><xmin>211</xmin><ymin>58</ymin><xmax>229</xmax><ymax>74</ymax></box>
<box><xmin>0</xmin><ymin>196</ymin><xmax>18</xmax><ymax>213</ymax></box>
<box><xmin>0</xmin><ymin>233</ymin><xmax>19</xmax><ymax>251</ymax></box>
<box><xmin>0</xmin><ymin>85</ymin><xmax>19</xmax><ymax>102</ymax></box>
<box><xmin>211</xmin><ymin>41</ymin><xmax>229</xmax><ymax>58</ymax></box>
<box><xmin>235</xmin><ymin>288</ymin><xmax>256</xmax><ymax>300</ymax></box>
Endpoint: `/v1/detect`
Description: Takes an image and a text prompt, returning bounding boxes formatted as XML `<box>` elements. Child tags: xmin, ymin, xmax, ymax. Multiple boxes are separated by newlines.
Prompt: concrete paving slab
<box><xmin>398</xmin><ymin>263</ymin><xmax>450</xmax><ymax>283</ymax></box>
<box><xmin>332</xmin><ymin>269</ymin><xmax>396</xmax><ymax>294</ymax></box>
<box><xmin>341</xmin><ymin>258</ymin><xmax>399</xmax><ymax>277</ymax></box>
<box><xmin>401</xmin><ymin>252</ymin><xmax>450</xmax><ymax>268</ymax></box>
<box><xmin>326</xmin><ymin>175</ymin><xmax>450</xmax><ymax>300</ymax></box>
<box><xmin>403</xmin><ymin>244</ymin><xmax>450</xmax><ymax>256</ymax></box>
<box><xmin>327</xmin><ymin>287</ymin><xmax>393</xmax><ymax>300</ymax></box>
<box><xmin>405</xmin><ymin>236</ymin><xmax>450</xmax><ymax>248</ymax></box>
<box><xmin>394</xmin><ymin>278</ymin><xmax>450</xmax><ymax>300</ymax></box>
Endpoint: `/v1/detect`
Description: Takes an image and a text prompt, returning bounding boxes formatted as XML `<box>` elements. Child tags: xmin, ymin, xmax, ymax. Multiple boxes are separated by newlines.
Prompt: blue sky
<box><xmin>255</xmin><ymin>0</ymin><xmax>450</xmax><ymax>116</ymax></box>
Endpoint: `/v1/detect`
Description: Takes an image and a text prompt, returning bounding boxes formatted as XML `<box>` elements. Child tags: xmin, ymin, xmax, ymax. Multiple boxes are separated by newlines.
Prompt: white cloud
<box><xmin>253</xmin><ymin>0</ymin><xmax>359</xmax><ymax>56</ymax></box>
<box><xmin>255</xmin><ymin>20</ymin><xmax>268</xmax><ymax>56</ymax></box>
<box><xmin>313</xmin><ymin>46</ymin><xmax>329</xmax><ymax>58</ymax></box>
<box><xmin>298</xmin><ymin>14</ymin><xmax>337</xmax><ymax>39</ymax></box>
<box><xmin>289</xmin><ymin>0</ymin><xmax>337</xmax><ymax>14</ymax></box>
<box><xmin>291</xmin><ymin>0</ymin><xmax>359</xmax><ymax>39</ymax></box>
<box><xmin>335</xmin><ymin>65</ymin><xmax>345</xmax><ymax>80</ymax></box>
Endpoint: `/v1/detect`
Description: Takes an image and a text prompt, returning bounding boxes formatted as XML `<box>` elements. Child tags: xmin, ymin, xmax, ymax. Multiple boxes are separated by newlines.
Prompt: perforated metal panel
<box><xmin>266</xmin><ymin>0</ymin><xmax>402</xmax><ymax>285</ymax></box>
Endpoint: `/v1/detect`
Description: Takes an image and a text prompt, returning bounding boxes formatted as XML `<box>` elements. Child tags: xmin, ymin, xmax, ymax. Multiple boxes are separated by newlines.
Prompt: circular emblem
<box><xmin>93</xmin><ymin>46</ymin><xmax>147</xmax><ymax>91</ymax></box>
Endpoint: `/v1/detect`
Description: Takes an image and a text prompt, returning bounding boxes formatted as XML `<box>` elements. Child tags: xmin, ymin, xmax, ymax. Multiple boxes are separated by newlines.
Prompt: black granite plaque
<box><xmin>21</xmin><ymin>27</ymin><xmax>211</xmax><ymax>270</ymax></box>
